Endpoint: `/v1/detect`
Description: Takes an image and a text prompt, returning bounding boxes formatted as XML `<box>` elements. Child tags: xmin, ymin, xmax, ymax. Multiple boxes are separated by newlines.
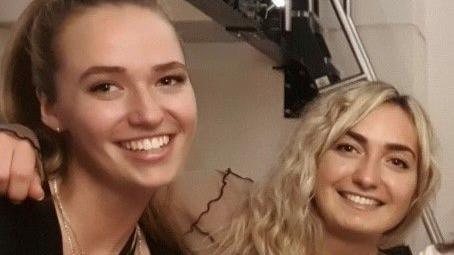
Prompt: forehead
<box><xmin>55</xmin><ymin>4</ymin><xmax>184</xmax><ymax>70</ymax></box>
<box><xmin>348</xmin><ymin>104</ymin><xmax>418</xmax><ymax>152</ymax></box>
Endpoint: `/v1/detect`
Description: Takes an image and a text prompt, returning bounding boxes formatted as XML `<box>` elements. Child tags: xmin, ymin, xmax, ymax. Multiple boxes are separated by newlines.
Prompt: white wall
<box><xmin>319</xmin><ymin>0</ymin><xmax>427</xmax><ymax>100</ymax></box>
<box><xmin>184</xmin><ymin>42</ymin><xmax>298</xmax><ymax>179</ymax></box>
<box><xmin>425</xmin><ymin>0</ymin><xmax>454</xmax><ymax>243</ymax></box>
<box><xmin>0</xmin><ymin>0</ymin><xmax>31</xmax><ymax>23</ymax></box>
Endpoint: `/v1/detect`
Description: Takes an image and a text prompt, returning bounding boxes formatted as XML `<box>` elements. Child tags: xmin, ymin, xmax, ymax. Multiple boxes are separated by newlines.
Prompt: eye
<box><xmin>335</xmin><ymin>143</ymin><xmax>357</xmax><ymax>153</ymax></box>
<box><xmin>89</xmin><ymin>82</ymin><xmax>121</xmax><ymax>93</ymax></box>
<box><xmin>157</xmin><ymin>75</ymin><xmax>186</xmax><ymax>87</ymax></box>
<box><xmin>88</xmin><ymin>82</ymin><xmax>122</xmax><ymax>100</ymax></box>
<box><xmin>389</xmin><ymin>158</ymin><xmax>409</xmax><ymax>170</ymax></box>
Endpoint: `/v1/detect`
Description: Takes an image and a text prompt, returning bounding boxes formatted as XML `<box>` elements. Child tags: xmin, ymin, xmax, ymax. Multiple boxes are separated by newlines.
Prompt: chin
<box><xmin>137</xmin><ymin>166</ymin><xmax>180</xmax><ymax>188</ymax></box>
<box><xmin>337</xmin><ymin>218</ymin><xmax>394</xmax><ymax>238</ymax></box>
<box><xmin>347</xmin><ymin>224</ymin><xmax>385</xmax><ymax>236</ymax></box>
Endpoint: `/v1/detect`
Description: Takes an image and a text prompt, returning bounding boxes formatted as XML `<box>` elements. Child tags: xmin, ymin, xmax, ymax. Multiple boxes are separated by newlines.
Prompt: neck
<box><xmin>55</xmin><ymin>159</ymin><xmax>155</xmax><ymax>254</ymax></box>
<box><xmin>324</xmin><ymin>229</ymin><xmax>381</xmax><ymax>255</ymax></box>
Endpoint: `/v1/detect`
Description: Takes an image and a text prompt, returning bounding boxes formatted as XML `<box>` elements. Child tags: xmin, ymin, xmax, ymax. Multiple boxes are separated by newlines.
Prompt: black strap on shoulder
<box><xmin>380</xmin><ymin>245</ymin><xmax>413</xmax><ymax>255</ymax></box>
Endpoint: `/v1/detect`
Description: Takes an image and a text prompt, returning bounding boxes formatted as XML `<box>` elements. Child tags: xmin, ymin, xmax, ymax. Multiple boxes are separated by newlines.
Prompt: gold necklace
<box><xmin>135</xmin><ymin>225</ymin><xmax>144</xmax><ymax>255</ymax></box>
<box><xmin>50</xmin><ymin>179</ymin><xmax>144</xmax><ymax>255</ymax></box>
<box><xmin>50</xmin><ymin>178</ymin><xmax>85</xmax><ymax>255</ymax></box>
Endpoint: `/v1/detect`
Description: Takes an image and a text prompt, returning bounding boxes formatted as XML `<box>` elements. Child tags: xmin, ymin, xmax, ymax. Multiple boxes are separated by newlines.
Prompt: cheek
<box><xmin>179</xmin><ymin>96</ymin><xmax>197</xmax><ymax>127</ymax></box>
<box><xmin>59</xmin><ymin>99</ymin><xmax>124</xmax><ymax>139</ymax></box>
<box><xmin>401</xmin><ymin>177</ymin><xmax>418</xmax><ymax>204</ymax></box>
<box><xmin>386</xmin><ymin>171</ymin><xmax>418</xmax><ymax>206</ymax></box>
<box><xmin>166</xmin><ymin>88</ymin><xmax>197</xmax><ymax>131</ymax></box>
<box><xmin>315</xmin><ymin>157</ymin><xmax>341</xmax><ymax>205</ymax></box>
<box><xmin>316</xmin><ymin>152</ymin><xmax>352</xmax><ymax>187</ymax></box>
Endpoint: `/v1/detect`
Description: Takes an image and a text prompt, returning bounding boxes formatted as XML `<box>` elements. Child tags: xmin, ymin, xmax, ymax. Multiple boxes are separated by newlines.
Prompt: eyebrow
<box><xmin>153</xmin><ymin>61</ymin><xmax>188</xmax><ymax>73</ymax></box>
<box><xmin>79</xmin><ymin>66</ymin><xmax>126</xmax><ymax>81</ymax></box>
<box><xmin>345</xmin><ymin>130</ymin><xmax>417</xmax><ymax>159</ymax></box>
<box><xmin>385</xmin><ymin>143</ymin><xmax>417</xmax><ymax>159</ymax></box>
<box><xmin>79</xmin><ymin>61</ymin><xmax>187</xmax><ymax>82</ymax></box>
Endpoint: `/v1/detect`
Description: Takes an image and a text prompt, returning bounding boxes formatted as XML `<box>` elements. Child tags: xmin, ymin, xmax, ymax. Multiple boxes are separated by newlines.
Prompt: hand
<box><xmin>0</xmin><ymin>132</ymin><xmax>44</xmax><ymax>203</ymax></box>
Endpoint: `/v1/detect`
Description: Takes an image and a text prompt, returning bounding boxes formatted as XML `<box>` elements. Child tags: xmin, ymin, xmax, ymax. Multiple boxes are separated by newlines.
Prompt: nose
<box><xmin>351</xmin><ymin>155</ymin><xmax>382</xmax><ymax>190</ymax></box>
<box><xmin>127</xmin><ymin>89</ymin><xmax>164</xmax><ymax>128</ymax></box>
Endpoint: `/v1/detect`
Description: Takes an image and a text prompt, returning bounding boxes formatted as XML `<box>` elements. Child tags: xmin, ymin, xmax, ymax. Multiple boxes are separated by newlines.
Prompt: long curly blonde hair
<box><xmin>215</xmin><ymin>81</ymin><xmax>439</xmax><ymax>255</ymax></box>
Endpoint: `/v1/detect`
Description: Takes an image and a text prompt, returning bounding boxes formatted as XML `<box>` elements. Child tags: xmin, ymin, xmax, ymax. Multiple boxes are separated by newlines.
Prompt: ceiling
<box><xmin>0</xmin><ymin>0</ymin><xmax>239</xmax><ymax>43</ymax></box>
<box><xmin>0</xmin><ymin>0</ymin><xmax>210</xmax><ymax>23</ymax></box>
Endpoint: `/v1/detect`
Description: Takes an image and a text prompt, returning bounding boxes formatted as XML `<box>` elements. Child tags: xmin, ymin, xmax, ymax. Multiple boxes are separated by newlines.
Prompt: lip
<box><xmin>337</xmin><ymin>190</ymin><xmax>385</xmax><ymax>209</ymax></box>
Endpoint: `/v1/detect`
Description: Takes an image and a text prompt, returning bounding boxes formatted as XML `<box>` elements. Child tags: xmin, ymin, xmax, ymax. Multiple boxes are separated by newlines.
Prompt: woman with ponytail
<box><xmin>0</xmin><ymin>0</ymin><xmax>197</xmax><ymax>254</ymax></box>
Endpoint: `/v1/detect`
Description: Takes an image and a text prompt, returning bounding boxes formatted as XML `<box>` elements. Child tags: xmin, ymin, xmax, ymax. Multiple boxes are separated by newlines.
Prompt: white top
<box><xmin>419</xmin><ymin>245</ymin><xmax>454</xmax><ymax>255</ymax></box>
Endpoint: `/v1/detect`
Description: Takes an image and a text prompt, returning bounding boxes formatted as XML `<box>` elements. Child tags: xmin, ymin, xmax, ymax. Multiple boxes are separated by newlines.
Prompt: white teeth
<box><xmin>137</xmin><ymin>141</ymin><xmax>144</xmax><ymax>150</ymax></box>
<box><xmin>344</xmin><ymin>193</ymin><xmax>380</xmax><ymax>206</ymax></box>
<box><xmin>144</xmin><ymin>139</ymin><xmax>152</xmax><ymax>150</ymax></box>
<box><xmin>131</xmin><ymin>141</ymin><xmax>138</xmax><ymax>150</ymax></box>
<box><xmin>151</xmin><ymin>138</ymin><xmax>159</xmax><ymax>148</ymax></box>
<box><xmin>121</xmin><ymin>135</ymin><xmax>170</xmax><ymax>151</ymax></box>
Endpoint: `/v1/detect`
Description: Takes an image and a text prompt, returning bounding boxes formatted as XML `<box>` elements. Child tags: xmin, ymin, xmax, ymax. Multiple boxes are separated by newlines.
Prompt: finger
<box><xmin>7</xmin><ymin>140</ymin><xmax>36</xmax><ymax>202</ymax></box>
<box><xmin>0</xmin><ymin>133</ymin><xmax>15</xmax><ymax>195</ymax></box>
<box><xmin>28</xmin><ymin>173</ymin><xmax>45</xmax><ymax>201</ymax></box>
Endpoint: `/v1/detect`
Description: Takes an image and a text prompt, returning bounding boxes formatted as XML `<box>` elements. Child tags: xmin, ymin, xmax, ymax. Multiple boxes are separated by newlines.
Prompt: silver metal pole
<box><xmin>422</xmin><ymin>207</ymin><xmax>445</xmax><ymax>244</ymax></box>
<box><xmin>330</xmin><ymin>0</ymin><xmax>377</xmax><ymax>81</ymax></box>
<box><xmin>285</xmin><ymin>0</ymin><xmax>292</xmax><ymax>31</ymax></box>
<box><xmin>308</xmin><ymin>0</ymin><xmax>314</xmax><ymax>13</ymax></box>
<box><xmin>344</xmin><ymin>0</ymin><xmax>351</xmax><ymax>17</ymax></box>
<box><xmin>319</xmin><ymin>74</ymin><xmax>367</xmax><ymax>92</ymax></box>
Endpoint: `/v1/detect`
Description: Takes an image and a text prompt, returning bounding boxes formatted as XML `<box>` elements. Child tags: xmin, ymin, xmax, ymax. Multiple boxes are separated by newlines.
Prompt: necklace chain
<box><xmin>50</xmin><ymin>178</ymin><xmax>144</xmax><ymax>255</ymax></box>
<box><xmin>136</xmin><ymin>225</ymin><xmax>143</xmax><ymax>255</ymax></box>
<box><xmin>51</xmin><ymin>178</ymin><xmax>85</xmax><ymax>255</ymax></box>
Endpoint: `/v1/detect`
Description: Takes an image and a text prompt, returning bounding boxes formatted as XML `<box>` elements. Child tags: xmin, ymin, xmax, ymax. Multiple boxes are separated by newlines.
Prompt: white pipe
<box><xmin>330</xmin><ymin>0</ymin><xmax>377</xmax><ymax>81</ymax></box>
<box><xmin>285</xmin><ymin>0</ymin><xmax>292</xmax><ymax>31</ymax></box>
<box><xmin>422</xmin><ymin>207</ymin><xmax>445</xmax><ymax>244</ymax></box>
<box><xmin>320</xmin><ymin>74</ymin><xmax>367</xmax><ymax>92</ymax></box>
<box><xmin>344</xmin><ymin>0</ymin><xmax>351</xmax><ymax>17</ymax></box>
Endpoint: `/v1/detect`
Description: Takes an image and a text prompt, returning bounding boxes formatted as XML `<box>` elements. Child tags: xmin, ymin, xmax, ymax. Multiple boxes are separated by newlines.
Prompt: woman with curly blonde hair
<box><xmin>215</xmin><ymin>81</ymin><xmax>440</xmax><ymax>255</ymax></box>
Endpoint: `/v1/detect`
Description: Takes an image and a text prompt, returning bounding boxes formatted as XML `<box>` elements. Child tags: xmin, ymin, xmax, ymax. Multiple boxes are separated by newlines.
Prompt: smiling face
<box><xmin>314</xmin><ymin>103</ymin><xmax>418</xmax><ymax>240</ymax></box>
<box><xmin>40</xmin><ymin>4</ymin><xmax>197</xmax><ymax>189</ymax></box>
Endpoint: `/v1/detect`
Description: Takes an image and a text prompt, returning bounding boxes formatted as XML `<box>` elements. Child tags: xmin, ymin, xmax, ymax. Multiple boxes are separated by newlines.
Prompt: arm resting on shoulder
<box><xmin>0</xmin><ymin>123</ymin><xmax>44</xmax><ymax>201</ymax></box>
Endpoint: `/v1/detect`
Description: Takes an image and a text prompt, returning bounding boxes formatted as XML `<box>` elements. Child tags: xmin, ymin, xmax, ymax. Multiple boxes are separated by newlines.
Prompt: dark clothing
<box><xmin>0</xmin><ymin>196</ymin><xmax>62</xmax><ymax>255</ymax></box>
<box><xmin>0</xmin><ymin>192</ymin><xmax>182</xmax><ymax>255</ymax></box>
<box><xmin>382</xmin><ymin>246</ymin><xmax>414</xmax><ymax>255</ymax></box>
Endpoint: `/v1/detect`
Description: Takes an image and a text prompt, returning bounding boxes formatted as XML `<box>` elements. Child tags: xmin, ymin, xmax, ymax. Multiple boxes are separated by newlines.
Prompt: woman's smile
<box><xmin>337</xmin><ymin>190</ymin><xmax>384</xmax><ymax>210</ymax></box>
<box><xmin>120</xmin><ymin>135</ymin><xmax>171</xmax><ymax>151</ymax></box>
<box><xmin>117</xmin><ymin>134</ymin><xmax>174</xmax><ymax>163</ymax></box>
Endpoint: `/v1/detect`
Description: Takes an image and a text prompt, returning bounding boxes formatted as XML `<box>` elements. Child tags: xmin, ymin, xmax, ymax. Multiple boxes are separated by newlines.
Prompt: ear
<box><xmin>36</xmin><ymin>90</ymin><xmax>61</xmax><ymax>132</ymax></box>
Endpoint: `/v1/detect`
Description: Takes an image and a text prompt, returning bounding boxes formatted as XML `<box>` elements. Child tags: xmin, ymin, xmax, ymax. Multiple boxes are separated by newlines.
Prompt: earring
<box><xmin>56</xmin><ymin>127</ymin><xmax>61</xmax><ymax>132</ymax></box>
